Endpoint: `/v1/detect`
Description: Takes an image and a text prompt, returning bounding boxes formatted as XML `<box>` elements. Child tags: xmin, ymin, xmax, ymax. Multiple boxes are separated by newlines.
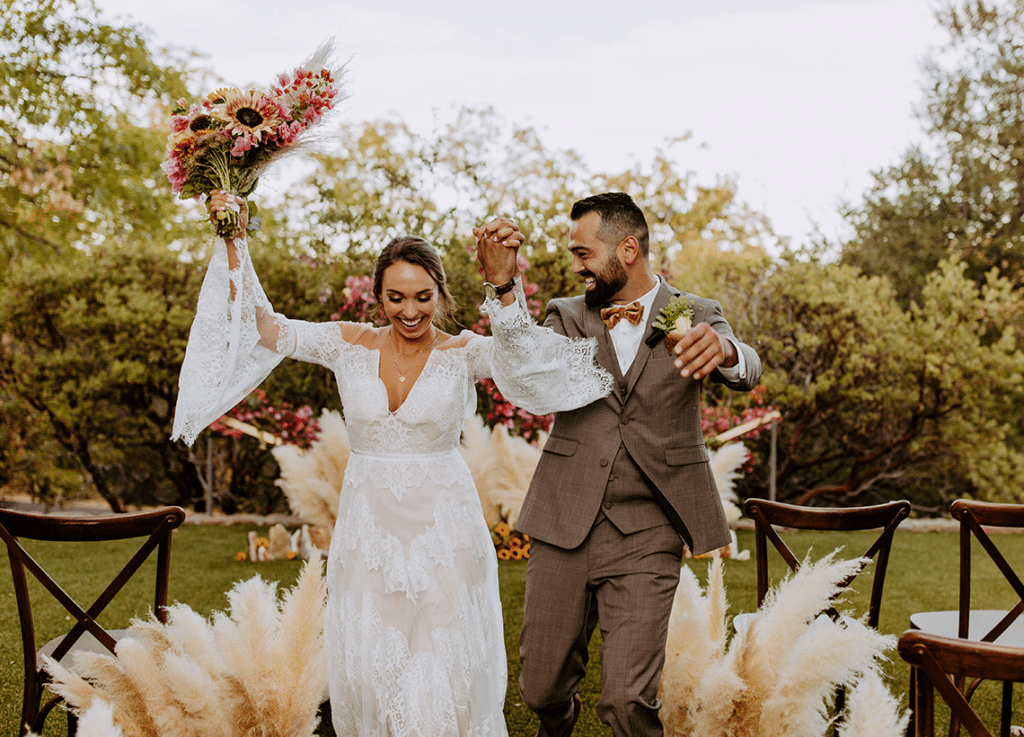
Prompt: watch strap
<box><xmin>485</xmin><ymin>277</ymin><xmax>517</xmax><ymax>297</ymax></box>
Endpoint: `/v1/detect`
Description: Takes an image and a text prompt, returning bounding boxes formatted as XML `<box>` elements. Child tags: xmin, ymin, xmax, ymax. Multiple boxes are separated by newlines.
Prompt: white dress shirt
<box><xmin>608</xmin><ymin>279</ymin><xmax>747</xmax><ymax>381</ymax></box>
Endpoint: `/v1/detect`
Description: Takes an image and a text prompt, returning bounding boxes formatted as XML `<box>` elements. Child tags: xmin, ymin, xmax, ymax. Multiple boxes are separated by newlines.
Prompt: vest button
<box><xmin>621</xmin><ymin>417</ymin><xmax>630</xmax><ymax>425</ymax></box>
<box><xmin>603</xmin><ymin>501</ymin><xmax>612</xmax><ymax>509</ymax></box>
<box><xmin>599</xmin><ymin>459</ymin><xmax>609</xmax><ymax>467</ymax></box>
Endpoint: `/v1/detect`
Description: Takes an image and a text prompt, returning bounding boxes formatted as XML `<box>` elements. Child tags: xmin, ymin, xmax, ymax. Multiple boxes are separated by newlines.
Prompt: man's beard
<box><xmin>583</xmin><ymin>254</ymin><xmax>629</xmax><ymax>308</ymax></box>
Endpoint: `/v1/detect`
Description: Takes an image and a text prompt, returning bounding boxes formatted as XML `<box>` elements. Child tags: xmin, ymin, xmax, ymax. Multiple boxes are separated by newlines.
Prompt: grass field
<box><xmin>3</xmin><ymin>523</ymin><xmax>1023</xmax><ymax>736</ymax></box>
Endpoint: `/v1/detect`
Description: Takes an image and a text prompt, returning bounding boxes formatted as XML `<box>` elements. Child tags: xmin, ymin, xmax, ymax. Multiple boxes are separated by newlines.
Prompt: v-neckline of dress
<box><xmin>376</xmin><ymin>346</ymin><xmax>437</xmax><ymax>415</ymax></box>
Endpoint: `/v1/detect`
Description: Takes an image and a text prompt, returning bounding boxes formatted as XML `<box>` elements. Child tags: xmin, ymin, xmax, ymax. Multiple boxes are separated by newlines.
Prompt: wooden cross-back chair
<box><xmin>737</xmin><ymin>498</ymin><xmax>911</xmax><ymax>724</ymax></box>
<box><xmin>0</xmin><ymin>506</ymin><xmax>185</xmax><ymax>737</ymax></box>
<box><xmin>899</xmin><ymin>629</ymin><xmax>1024</xmax><ymax>737</ymax></box>
<box><xmin>742</xmin><ymin>498</ymin><xmax>911</xmax><ymax>629</ymax></box>
<box><xmin>909</xmin><ymin>499</ymin><xmax>1024</xmax><ymax>737</ymax></box>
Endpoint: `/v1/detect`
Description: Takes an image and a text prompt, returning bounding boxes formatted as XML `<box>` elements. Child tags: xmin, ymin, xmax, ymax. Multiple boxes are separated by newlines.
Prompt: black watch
<box><xmin>484</xmin><ymin>277</ymin><xmax>517</xmax><ymax>300</ymax></box>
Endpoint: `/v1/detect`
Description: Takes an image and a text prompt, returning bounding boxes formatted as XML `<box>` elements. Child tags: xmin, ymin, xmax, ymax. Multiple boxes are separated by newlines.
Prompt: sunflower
<box><xmin>212</xmin><ymin>89</ymin><xmax>281</xmax><ymax>142</ymax></box>
<box><xmin>189</xmin><ymin>114</ymin><xmax>215</xmax><ymax>132</ymax></box>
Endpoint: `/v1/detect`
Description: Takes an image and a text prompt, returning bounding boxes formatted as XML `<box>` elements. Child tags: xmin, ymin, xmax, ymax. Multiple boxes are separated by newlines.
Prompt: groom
<box><xmin>477</xmin><ymin>192</ymin><xmax>761</xmax><ymax>737</ymax></box>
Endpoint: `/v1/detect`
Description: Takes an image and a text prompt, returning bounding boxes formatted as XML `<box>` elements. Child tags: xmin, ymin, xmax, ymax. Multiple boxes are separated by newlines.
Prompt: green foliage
<box><xmin>0</xmin><ymin>244</ymin><xmax>206</xmax><ymax>510</ymax></box>
<box><xmin>0</xmin><ymin>0</ymin><xmax>192</xmax><ymax>262</ymax></box>
<box><xmin>747</xmin><ymin>257</ymin><xmax>1024</xmax><ymax>509</ymax></box>
<box><xmin>840</xmin><ymin>0</ymin><xmax>1024</xmax><ymax>302</ymax></box>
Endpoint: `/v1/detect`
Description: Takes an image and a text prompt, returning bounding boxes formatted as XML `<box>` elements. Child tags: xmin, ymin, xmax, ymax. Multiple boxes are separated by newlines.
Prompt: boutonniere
<box><xmin>650</xmin><ymin>295</ymin><xmax>695</xmax><ymax>351</ymax></box>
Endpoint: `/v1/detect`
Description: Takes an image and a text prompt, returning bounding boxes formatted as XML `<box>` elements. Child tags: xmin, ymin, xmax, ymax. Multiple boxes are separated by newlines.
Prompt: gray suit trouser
<box><xmin>518</xmin><ymin>518</ymin><xmax>684</xmax><ymax>737</ymax></box>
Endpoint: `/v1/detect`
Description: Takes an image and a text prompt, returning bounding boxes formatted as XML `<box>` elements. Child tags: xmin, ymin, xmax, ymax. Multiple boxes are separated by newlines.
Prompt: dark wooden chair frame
<box><xmin>908</xmin><ymin>499</ymin><xmax>1024</xmax><ymax>737</ymax></box>
<box><xmin>0</xmin><ymin>506</ymin><xmax>185</xmax><ymax>737</ymax></box>
<box><xmin>742</xmin><ymin>498</ymin><xmax>912</xmax><ymax>629</ymax></box>
<box><xmin>740</xmin><ymin>498</ymin><xmax>911</xmax><ymax>722</ymax></box>
<box><xmin>899</xmin><ymin>629</ymin><xmax>1024</xmax><ymax>737</ymax></box>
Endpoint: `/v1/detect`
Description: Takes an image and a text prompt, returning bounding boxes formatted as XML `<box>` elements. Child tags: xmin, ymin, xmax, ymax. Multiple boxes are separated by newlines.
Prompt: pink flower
<box><xmin>171</xmin><ymin>115</ymin><xmax>190</xmax><ymax>133</ymax></box>
<box><xmin>161</xmin><ymin>158</ymin><xmax>187</xmax><ymax>194</ymax></box>
<box><xmin>230</xmin><ymin>133</ymin><xmax>255</xmax><ymax>157</ymax></box>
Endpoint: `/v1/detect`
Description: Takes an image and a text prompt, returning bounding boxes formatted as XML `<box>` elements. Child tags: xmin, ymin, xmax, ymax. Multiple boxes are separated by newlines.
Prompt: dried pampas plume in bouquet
<box><xmin>43</xmin><ymin>560</ymin><xmax>328</xmax><ymax>737</ymax></box>
<box><xmin>659</xmin><ymin>554</ymin><xmax>909</xmax><ymax>737</ymax></box>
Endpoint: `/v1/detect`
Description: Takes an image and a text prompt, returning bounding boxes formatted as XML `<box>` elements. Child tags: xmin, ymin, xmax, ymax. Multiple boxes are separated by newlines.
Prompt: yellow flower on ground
<box><xmin>497</xmin><ymin>549</ymin><xmax>512</xmax><ymax>561</ymax></box>
<box><xmin>236</xmin><ymin>551</ymin><xmax>247</xmax><ymax>561</ymax></box>
<box><xmin>493</xmin><ymin>522</ymin><xmax>511</xmax><ymax>537</ymax></box>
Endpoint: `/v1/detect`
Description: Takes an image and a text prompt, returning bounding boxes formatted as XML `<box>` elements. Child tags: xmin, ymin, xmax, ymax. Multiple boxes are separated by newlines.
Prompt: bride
<box><xmin>172</xmin><ymin>191</ymin><xmax>612</xmax><ymax>736</ymax></box>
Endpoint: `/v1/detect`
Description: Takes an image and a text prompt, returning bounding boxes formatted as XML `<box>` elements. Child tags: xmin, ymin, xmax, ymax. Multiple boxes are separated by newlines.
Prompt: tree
<box><xmin>0</xmin><ymin>0</ymin><xmax>192</xmax><ymax>264</ymax></box>
<box><xmin>0</xmin><ymin>244</ymin><xmax>205</xmax><ymax>511</ymax></box>
<box><xmin>743</xmin><ymin>257</ymin><xmax>1024</xmax><ymax>510</ymax></box>
<box><xmin>840</xmin><ymin>0</ymin><xmax>1024</xmax><ymax>303</ymax></box>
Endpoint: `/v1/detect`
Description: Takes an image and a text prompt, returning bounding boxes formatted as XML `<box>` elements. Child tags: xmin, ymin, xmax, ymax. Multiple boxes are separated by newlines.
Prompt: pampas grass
<box><xmin>272</xmin><ymin>410</ymin><xmax>349</xmax><ymax>528</ymax></box>
<box><xmin>659</xmin><ymin>553</ymin><xmax>908</xmax><ymax>737</ymax></box>
<box><xmin>460</xmin><ymin>414</ymin><xmax>545</xmax><ymax>528</ymax></box>
<box><xmin>709</xmin><ymin>442</ymin><xmax>748</xmax><ymax>525</ymax></box>
<box><xmin>43</xmin><ymin>560</ymin><xmax>327</xmax><ymax>737</ymax></box>
<box><xmin>837</xmin><ymin>670</ymin><xmax>910</xmax><ymax>737</ymax></box>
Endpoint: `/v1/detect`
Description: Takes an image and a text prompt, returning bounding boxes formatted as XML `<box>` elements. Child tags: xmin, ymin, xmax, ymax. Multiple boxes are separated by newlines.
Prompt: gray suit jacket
<box><xmin>515</xmin><ymin>280</ymin><xmax>762</xmax><ymax>555</ymax></box>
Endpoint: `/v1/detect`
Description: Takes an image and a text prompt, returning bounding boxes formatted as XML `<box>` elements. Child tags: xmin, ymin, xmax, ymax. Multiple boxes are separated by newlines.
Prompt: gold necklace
<box><xmin>389</xmin><ymin>327</ymin><xmax>439</xmax><ymax>382</ymax></box>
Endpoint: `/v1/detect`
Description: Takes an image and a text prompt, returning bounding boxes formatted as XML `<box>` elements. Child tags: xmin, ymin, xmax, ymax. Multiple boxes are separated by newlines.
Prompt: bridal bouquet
<box><xmin>161</xmin><ymin>41</ymin><xmax>348</xmax><ymax>237</ymax></box>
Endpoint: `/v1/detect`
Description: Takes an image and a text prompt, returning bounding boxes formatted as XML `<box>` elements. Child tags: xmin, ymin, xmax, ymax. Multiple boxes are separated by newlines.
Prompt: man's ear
<box><xmin>618</xmin><ymin>236</ymin><xmax>641</xmax><ymax>265</ymax></box>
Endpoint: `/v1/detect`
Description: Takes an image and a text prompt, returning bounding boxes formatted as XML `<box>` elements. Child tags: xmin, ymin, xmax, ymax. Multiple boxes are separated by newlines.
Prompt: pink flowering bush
<box><xmin>210</xmin><ymin>388</ymin><xmax>321</xmax><ymax>449</ymax></box>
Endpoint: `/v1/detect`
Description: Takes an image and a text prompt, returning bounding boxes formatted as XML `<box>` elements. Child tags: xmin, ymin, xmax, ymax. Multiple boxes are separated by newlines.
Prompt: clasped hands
<box><xmin>473</xmin><ymin>217</ymin><xmax>523</xmax><ymax>288</ymax></box>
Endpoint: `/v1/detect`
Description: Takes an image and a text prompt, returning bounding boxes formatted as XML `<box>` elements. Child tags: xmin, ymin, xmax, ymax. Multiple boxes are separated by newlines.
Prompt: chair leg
<box><xmin>1000</xmin><ymin>680</ymin><xmax>1012</xmax><ymax>737</ymax></box>
<box><xmin>908</xmin><ymin>665</ymin><xmax>917</xmax><ymax>737</ymax></box>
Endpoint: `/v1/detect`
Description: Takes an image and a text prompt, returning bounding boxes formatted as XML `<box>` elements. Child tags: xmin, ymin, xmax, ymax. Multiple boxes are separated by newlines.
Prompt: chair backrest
<box><xmin>742</xmin><ymin>498</ymin><xmax>911</xmax><ymax>628</ymax></box>
<box><xmin>950</xmin><ymin>499</ymin><xmax>1024</xmax><ymax>643</ymax></box>
<box><xmin>899</xmin><ymin>629</ymin><xmax>1024</xmax><ymax>737</ymax></box>
<box><xmin>0</xmin><ymin>505</ymin><xmax>186</xmax><ymax>737</ymax></box>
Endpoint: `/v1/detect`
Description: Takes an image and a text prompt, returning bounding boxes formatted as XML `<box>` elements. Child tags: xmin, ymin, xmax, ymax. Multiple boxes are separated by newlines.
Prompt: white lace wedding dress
<box><xmin>172</xmin><ymin>239</ymin><xmax>612</xmax><ymax>737</ymax></box>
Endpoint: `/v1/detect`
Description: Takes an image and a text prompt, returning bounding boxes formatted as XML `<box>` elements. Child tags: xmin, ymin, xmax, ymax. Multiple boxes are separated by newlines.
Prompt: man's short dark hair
<box><xmin>570</xmin><ymin>192</ymin><xmax>650</xmax><ymax>257</ymax></box>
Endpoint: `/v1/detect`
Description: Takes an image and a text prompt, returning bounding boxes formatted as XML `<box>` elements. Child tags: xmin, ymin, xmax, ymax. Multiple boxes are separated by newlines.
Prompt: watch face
<box><xmin>484</xmin><ymin>284</ymin><xmax>497</xmax><ymax>300</ymax></box>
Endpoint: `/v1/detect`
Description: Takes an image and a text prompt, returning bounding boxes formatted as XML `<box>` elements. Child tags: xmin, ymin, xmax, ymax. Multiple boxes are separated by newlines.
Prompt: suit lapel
<box><xmin>622</xmin><ymin>281</ymin><xmax>678</xmax><ymax>399</ymax></box>
<box><xmin>583</xmin><ymin>303</ymin><xmax>624</xmax><ymax>407</ymax></box>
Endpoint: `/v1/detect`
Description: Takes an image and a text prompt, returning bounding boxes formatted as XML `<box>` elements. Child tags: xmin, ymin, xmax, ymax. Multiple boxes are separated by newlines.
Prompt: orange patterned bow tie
<box><xmin>600</xmin><ymin>302</ymin><xmax>645</xmax><ymax>329</ymax></box>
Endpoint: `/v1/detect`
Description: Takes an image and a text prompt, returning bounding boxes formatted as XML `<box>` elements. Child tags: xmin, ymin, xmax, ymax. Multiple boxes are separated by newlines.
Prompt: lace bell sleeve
<box><xmin>477</xmin><ymin>280</ymin><xmax>613</xmax><ymax>414</ymax></box>
<box><xmin>171</xmin><ymin>238</ymin><xmax>296</xmax><ymax>446</ymax></box>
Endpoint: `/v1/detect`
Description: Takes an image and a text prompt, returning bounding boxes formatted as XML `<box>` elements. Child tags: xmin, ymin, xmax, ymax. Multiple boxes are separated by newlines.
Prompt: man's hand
<box><xmin>473</xmin><ymin>217</ymin><xmax>524</xmax><ymax>285</ymax></box>
<box><xmin>671</xmin><ymin>323</ymin><xmax>737</xmax><ymax>380</ymax></box>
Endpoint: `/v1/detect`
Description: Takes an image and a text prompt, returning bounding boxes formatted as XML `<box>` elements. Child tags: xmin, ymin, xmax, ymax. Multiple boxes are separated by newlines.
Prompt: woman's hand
<box><xmin>208</xmin><ymin>190</ymin><xmax>248</xmax><ymax>240</ymax></box>
<box><xmin>473</xmin><ymin>217</ymin><xmax>524</xmax><ymax>285</ymax></box>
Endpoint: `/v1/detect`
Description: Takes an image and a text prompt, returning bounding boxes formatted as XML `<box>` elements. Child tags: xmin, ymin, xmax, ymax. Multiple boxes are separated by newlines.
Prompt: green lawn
<box><xmin>3</xmin><ymin>524</ymin><xmax>1023</xmax><ymax>736</ymax></box>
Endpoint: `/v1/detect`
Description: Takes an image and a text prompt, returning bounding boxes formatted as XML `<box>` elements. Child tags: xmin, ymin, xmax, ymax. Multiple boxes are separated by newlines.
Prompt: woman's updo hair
<box><xmin>372</xmin><ymin>236</ymin><xmax>456</xmax><ymax>326</ymax></box>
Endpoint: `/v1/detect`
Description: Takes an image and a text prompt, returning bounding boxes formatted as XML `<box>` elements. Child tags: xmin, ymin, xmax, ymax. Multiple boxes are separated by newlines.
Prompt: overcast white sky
<box><xmin>94</xmin><ymin>0</ymin><xmax>946</xmax><ymax>246</ymax></box>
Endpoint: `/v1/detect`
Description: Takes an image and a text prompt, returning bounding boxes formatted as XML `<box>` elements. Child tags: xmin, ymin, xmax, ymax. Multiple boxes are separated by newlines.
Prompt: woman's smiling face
<box><xmin>381</xmin><ymin>260</ymin><xmax>439</xmax><ymax>340</ymax></box>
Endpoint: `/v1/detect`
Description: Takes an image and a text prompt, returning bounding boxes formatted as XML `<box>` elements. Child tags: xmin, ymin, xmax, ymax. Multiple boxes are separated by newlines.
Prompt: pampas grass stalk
<box><xmin>272</xmin><ymin>410</ymin><xmax>349</xmax><ymax>528</ymax></box>
<box><xmin>660</xmin><ymin>552</ymin><xmax>905</xmax><ymax>737</ymax></box>
<box><xmin>837</xmin><ymin>669</ymin><xmax>910</xmax><ymax>737</ymax></box>
<box><xmin>44</xmin><ymin>560</ymin><xmax>327</xmax><ymax>737</ymax></box>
